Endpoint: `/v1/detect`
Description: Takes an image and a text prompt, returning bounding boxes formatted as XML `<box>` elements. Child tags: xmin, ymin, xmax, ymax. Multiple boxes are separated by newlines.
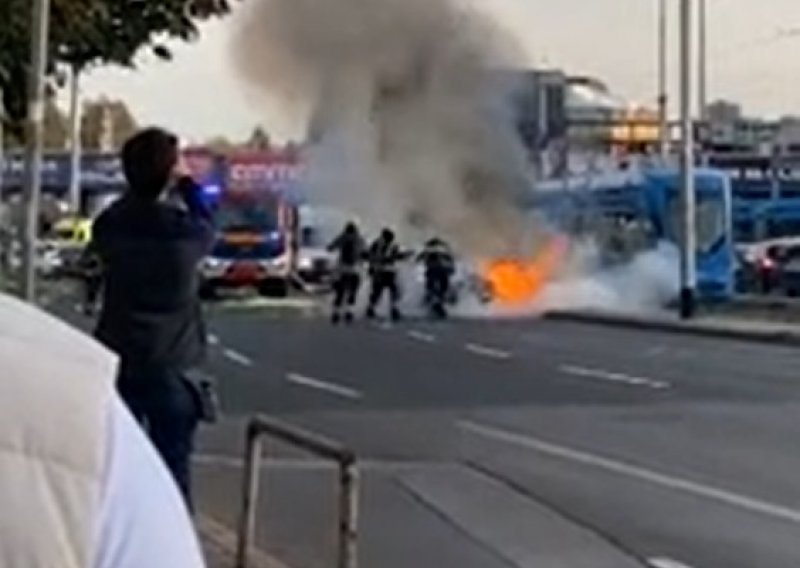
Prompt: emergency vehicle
<box><xmin>198</xmin><ymin>150</ymin><xmax>302</xmax><ymax>299</ymax></box>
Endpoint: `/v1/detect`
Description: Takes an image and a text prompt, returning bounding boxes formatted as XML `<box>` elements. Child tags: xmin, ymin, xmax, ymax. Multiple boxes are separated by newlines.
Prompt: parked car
<box><xmin>294</xmin><ymin>226</ymin><xmax>335</xmax><ymax>289</ymax></box>
<box><xmin>779</xmin><ymin>245</ymin><xmax>800</xmax><ymax>297</ymax></box>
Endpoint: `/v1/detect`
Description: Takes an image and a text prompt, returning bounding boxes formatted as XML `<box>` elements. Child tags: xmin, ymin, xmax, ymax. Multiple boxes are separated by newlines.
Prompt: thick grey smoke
<box><xmin>231</xmin><ymin>0</ymin><xmax>537</xmax><ymax>256</ymax></box>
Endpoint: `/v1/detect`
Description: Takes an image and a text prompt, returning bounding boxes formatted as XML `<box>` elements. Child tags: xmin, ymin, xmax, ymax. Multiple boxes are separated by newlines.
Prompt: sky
<box><xmin>75</xmin><ymin>0</ymin><xmax>800</xmax><ymax>142</ymax></box>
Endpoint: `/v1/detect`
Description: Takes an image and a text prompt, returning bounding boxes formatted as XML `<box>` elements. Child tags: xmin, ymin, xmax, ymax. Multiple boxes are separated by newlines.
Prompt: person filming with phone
<box><xmin>90</xmin><ymin>127</ymin><xmax>215</xmax><ymax>508</ymax></box>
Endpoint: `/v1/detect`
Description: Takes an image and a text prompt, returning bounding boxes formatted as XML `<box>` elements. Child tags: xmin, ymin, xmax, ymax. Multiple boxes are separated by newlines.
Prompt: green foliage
<box><xmin>1</xmin><ymin>0</ymin><xmax>233</xmax><ymax>136</ymax></box>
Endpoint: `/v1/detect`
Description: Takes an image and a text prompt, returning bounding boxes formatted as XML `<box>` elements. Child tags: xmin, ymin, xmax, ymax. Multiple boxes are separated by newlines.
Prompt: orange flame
<box><xmin>483</xmin><ymin>237</ymin><xmax>568</xmax><ymax>305</ymax></box>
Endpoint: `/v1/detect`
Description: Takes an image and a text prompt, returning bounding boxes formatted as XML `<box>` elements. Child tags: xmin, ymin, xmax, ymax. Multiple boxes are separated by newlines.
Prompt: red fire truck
<box><xmin>198</xmin><ymin>149</ymin><xmax>303</xmax><ymax>298</ymax></box>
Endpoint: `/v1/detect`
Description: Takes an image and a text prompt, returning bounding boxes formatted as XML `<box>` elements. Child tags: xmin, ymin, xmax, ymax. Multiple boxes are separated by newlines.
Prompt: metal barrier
<box><xmin>235</xmin><ymin>415</ymin><xmax>359</xmax><ymax>568</ymax></box>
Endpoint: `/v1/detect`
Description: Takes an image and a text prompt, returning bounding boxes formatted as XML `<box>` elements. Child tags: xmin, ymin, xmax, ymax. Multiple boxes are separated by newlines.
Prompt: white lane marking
<box><xmin>644</xmin><ymin>345</ymin><xmax>668</xmax><ymax>357</ymax></box>
<box><xmin>649</xmin><ymin>558</ymin><xmax>696</xmax><ymax>568</ymax></box>
<box><xmin>286</xmin><ymin>372</ymin><xmax>363</xmax><ymax>400</ymax></box>
<box><xmin>222</xmin><ymin>348</ymin><xmax>253</xmax><ymax>367</ymax></box>
<box><xmin>465</xmin><ymin>343</ymin><xmax>512</xmax><ymax>360</ymax></box>
<box><xmin>560</xmin><ymin>364</ymin><xmax>670</xmax><ymax>390</ymax></box>
<box><xmin>408</xmin><ymin>330</ymin><xmax>436</xmax><ymax>343</ymax></box>
<box><xmin>207</xmin><ymin>333</ymin><xmax>220</xmax><ymax>346</ymax></box>
<box><xmin>460</xmin><ymin>421</ymin><xmax>800</xmax><ymax>526</ymax></box>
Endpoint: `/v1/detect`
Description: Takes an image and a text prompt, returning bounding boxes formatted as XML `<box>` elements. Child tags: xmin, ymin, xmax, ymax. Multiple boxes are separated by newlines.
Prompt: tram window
<box><xmin>734</xmin><ymin>220</ymin><xmax>755</xmax><ymax>243</ymax></box>
<box><xmin>593</xmin><ymin>214</ymin><xmax>655</xmax><ymax>263</ymax></box>
<box><xmin>667</xmin><ymin>197</ymin><xmax>725</xmax><ymax>252</ymax></box>
<box><xmin>766</xmin><ymin>219</ymin><xmax>800</xmax><ymax>240</ymax></box>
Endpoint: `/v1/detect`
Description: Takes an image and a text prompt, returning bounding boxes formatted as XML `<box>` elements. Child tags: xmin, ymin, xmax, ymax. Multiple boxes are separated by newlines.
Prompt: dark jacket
<box><xmin>92</xmin><ymin>178</ymin><xmax>214</xmax><ymax>371</ymax></box>
<box><xmin>368</xmin><ymin>238</ymin><xmax>408</xmax><ymax>274</ymax></box>
<box><xmin>327</xmin><ymin>231</ymin><xmax>366</xmax><ymax>272</ymax></box>
<box><xmin>417</xmin><ymin>240</ymin><xmax>455</xmax><ymax>274</ymax></box>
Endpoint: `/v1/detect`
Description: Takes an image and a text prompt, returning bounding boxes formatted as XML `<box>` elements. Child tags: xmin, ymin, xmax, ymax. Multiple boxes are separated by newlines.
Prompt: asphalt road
<box><xmin>49</xmin><ymin>292</ymin><xmax>800</xmax><ymax>568</ymax></box>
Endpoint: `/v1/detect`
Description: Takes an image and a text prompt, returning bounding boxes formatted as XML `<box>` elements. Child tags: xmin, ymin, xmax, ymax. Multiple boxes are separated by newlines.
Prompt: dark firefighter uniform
<box><xmin>417</xmin><ymin>238</ymin><xmax>455</xmax><ymax>313</ymax></box>
<box><xmin>366</xmin><ymin>229</ymin><xmax>407</xmax><ymax>321</ymax></box>
<box><xmin>327</xmin><ymin>223</ymin><xmax>367</xmax><ymax>323</ymax></box>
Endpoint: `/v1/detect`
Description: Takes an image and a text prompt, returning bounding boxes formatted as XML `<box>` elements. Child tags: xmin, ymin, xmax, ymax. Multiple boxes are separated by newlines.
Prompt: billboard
<box><xmin>1</xmin><ymin>149</ymin><xmax>227</xmax><ymax>195</ymax></box>
<box><xmin>1</xmin><ymin>152</ymin><xmax>125</xmax><ymax>193</ymax></box>
<box><xmin>226</xmin><ymin>150</ymin><xmax>303</xmax><ymax>201</ymax></box>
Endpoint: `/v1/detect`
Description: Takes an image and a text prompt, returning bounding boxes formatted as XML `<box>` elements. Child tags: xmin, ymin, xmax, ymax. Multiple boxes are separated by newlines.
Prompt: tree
<box><xmin>2</xmin><ymin>97</ymin><xmax>67</xmax><ymax>150</ymax></box>
<box><xmin>43</xmin><ymin>98</ymin><xmax>68</xmax><ymax>149</ymax></box>
<box><xmin>1</xmin><ymin>0</ymin><xmax>234</xmax><ymax>138</ymax></box>
<box><xmin>80</xmin><ymin>97</ymin><xmax>138</xmax><ymax>150</ymax></box>
<box><xmin>247</xmin><ymin>126</ymin><xmax>270</xmax><ymax>150</ymax></box>
<box><xmin>204</xmin><ymin>136</ymin><xmax>237</xmax><ymax>154</ymax></box>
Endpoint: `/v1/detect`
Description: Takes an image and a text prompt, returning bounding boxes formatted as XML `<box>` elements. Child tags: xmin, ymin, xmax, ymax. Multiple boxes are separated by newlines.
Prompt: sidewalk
<box><xmin>545</xmin><ymin>308</ymin><xmax>800</xmax><ymax>346</ymax></box>
<box><xmin>194</xmin><ymin>454</ymin><xmax>650</xmax><ymax>568</ymax></box>
<box><xmin>197</xmin><ymin>515</ymin><xmax>289</xmax><ymax>568</ymax></box>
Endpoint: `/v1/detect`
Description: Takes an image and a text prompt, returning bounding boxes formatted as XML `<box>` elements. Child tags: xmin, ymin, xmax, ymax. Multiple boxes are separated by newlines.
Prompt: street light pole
<box><xmin>21</xmin><ymin>0</ymin><xmax>51</xmax><ymax>301</ymax></box>
<box><xmin>697</xmin><ymin>0</ymin><xmax>709</xmax><ymax>165</ymax></box>
<box><xmin>0</xmin><ymin>85</ymin><xmax>5</xmax><ymax>195</ymax></box>
<box><xmin>698</xmin><ymin>0</ymin><xmax>708</xmax><ymax>122</ymax></box>
<box><xmin>679</xmin><ymin>0</ymin><xmax>697</xmax><ymax>319</ymax></box>
<box><xmin>67</xmin><ymin>64</ymin><xmax>82</xmax><ymax>214</ymax></box>
<box><xmin>658</xmin><ymin>0</ymin><xmax>669</xmax><ymax>160</ymax></box>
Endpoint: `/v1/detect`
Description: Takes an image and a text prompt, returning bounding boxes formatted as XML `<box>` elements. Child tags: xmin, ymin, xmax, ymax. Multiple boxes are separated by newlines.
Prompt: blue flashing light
<box><xmin>203</xmin><ymin>184</ymin><xmax>222</xmax><ymax>197</ymax></box>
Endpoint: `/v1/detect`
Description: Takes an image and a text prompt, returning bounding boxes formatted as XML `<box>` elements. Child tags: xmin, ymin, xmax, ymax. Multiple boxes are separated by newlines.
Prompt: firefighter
<box><xmin>417</xmin><ymin>237</ymin><xmax>455</xmax><ymax>319</ymax></box>
<box><xmin>366</xmin><ymin>228</ymin><xmax>408</xmax><ymax>321</ymax></box>
<box><xmin>327</xmin><ymin>222</ymin><xmax>367</xmax><ymax>324</ymax></box>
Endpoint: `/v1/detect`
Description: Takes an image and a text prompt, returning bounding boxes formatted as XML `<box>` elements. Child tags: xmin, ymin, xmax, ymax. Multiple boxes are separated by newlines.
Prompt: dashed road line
<box><xmin>407</xmin><ymin>330</ymin><xmax>436</xmax><ymax>343</ymax></box>
<box><xmin>222</xmin><ymin>348</ymin><xmax>253</xmax><ymax>367</ymax></box>
<box><xmin>460</xmin><ymin>420</ymin><xmax>800</xmax><ymax>526</ymax></box>
<box><xmin>464</xmin><ymin>342</ymin><xmax>512</xmax><ymax>360</ymax></box>
<box><xmin>207</xmin><ymin>333</ymin><xmax>220</xmax><ymax>346</ymax></box>
<box><xmin>560</xmin><ymin>364</ymin><xmax>670</xmax><ymax>390</ymax></box>
<box><xmin>286</xmin><ymin>372</ymin><xmax>363</xmax><ymax>400</ymax></box>
<box><xmin>649</xmin><ymin>558</ymin><xmax>696</xmax><ymax>568</ymax></box>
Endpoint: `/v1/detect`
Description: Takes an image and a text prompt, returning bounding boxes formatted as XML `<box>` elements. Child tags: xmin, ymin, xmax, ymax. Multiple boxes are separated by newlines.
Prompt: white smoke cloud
<box><xmin>456</xmin><ymin>240</ymin><xmax>680</xmax><ymax>318</ymax></box>
<box><xmin>230</xmin><ymin>0</ymin><xmax>541</xmax><ymax>257</ymax></box>
<box><xmin>535</xmin><ymin>240</ymin><xmax>680</xmax><ymax>313</ymax></box>
<box><xmin>230</xmin><ymin>0</ymin><xmax>679</xmax><ymax>318</ymax></box>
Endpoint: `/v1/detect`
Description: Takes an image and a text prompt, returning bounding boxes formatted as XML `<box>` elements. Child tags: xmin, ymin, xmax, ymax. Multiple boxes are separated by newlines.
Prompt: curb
<box><xmin>543</xmin><ymin>310</ymin><xmax>800</xmax><ymax>347</ymax></box>
<box><xmin>196</xmin><ymin>514</ymin><xmax>291</xmax><ymax>568</ymax></box>
<box><xmin>729</xmin><ymin>294</ymin><xmax>800</xmax><ymax>312</ymax></box>
<box><xmin>208</xmin><ymin>297</ymin><xmax>324</xmax><ymax>315</ymax></box>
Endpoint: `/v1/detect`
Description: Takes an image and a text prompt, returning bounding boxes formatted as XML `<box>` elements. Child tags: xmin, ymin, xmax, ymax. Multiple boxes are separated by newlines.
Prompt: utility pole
<box><xmin>679</xmin><ymin>0</ymin><xmax>697</xmax><ymax>320</ymax></box>
<box><xmin>0</xmin><ymin>85</ymin><xmax>5</xmax><ymax>196</ymax></box>
<box><xmin>697</xmin><ymin>0</ymin><xmax>709</xmax><ymax>164</ymax></box>
<box><xmin>658</xmin><ymin>0</ymin><xmax>669</xmax><ymax>160</ymax></box>
<box><xmin>99</xmin><ymin>101</ymin><xmax>114</xmax><ymax>153</ymax></box>
<box><xmin>698</xmin><ymin>0</ymin><xmax>708</xmax><ymax>123</ymax></box>
<box><xmin>21</xmin><ymin>0</ymin><xmax>51</xmax><ymax>301</ymax></box>
<box><xmin>538</xmin><ymin>80</ymin><xmax>549</xmax><ymax>179</ymax></box>
<box><xmin>67</xmin><ymin>64</ymin><xmax>82</xmax><ymax>214</ymax></box>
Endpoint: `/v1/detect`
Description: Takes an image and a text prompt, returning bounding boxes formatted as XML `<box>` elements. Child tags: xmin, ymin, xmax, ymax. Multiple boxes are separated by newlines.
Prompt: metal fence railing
<box><xmin>235</xmin><ymin>415</ymin><xmax>360</xmax><ymax>568</ymax></box>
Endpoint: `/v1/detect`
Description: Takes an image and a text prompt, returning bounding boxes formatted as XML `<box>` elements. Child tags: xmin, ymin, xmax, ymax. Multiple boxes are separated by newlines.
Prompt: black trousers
<box><xmin>425</xmin><ymin>268</ymin><xmax>450</xmax><ymax>302</ymax></box>
<box><xmin>117</xmin><ymin>365</ymin><xmax>199</xmax><ymax>509</ymax></box>
<box><xmin>333</xmin><ymin>272</ymin><xmax>361</xmax><ymax>310</ymax></box>
<box><xmin>369</xmin><ymin>270</ymin><xmax>400</xmax><ymax>309</ymax></box>
<box><xmin>84</xmin><ymin>275</ymin><xmax>102</xmax><ymax>306</ymax></box>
